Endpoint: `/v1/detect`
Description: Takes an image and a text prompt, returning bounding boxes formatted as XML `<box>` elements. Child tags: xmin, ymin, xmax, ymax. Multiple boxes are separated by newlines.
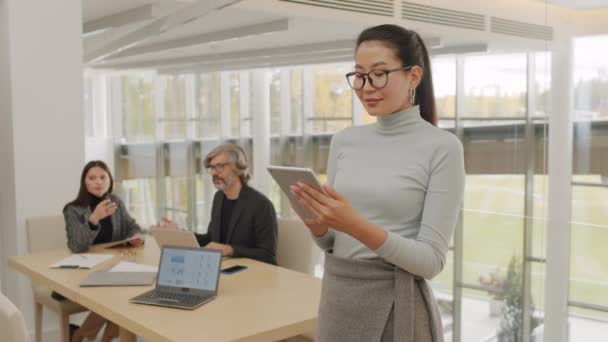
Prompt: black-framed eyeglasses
<box><xmin>345</xmin><ymin>66</ymin><xmax>413</xmax><ymax>90</ymax></box>
<box><xmin>205</xmin><ymin>162</ymin><xmax>230</xmax><ymax>174</ymax></box>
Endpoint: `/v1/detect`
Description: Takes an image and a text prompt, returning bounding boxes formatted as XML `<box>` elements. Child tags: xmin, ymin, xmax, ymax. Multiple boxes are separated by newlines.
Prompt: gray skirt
<box><xmin>316</xmin><ymin>253</ymin><xmax>444</xmax><ymax>342</ymax></box>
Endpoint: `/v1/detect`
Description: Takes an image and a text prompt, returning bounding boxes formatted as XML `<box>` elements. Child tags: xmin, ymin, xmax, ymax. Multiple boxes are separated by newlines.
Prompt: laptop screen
<box><xmin>157</xmin><ymin>247</ymin><xmax>222</xmax><ymax>291</ymax></box>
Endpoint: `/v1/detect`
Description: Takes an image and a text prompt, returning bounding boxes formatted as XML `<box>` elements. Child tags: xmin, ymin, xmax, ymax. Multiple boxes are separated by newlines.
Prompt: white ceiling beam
<box><xmin>431</xmin><ymin>43</ymin><xmax>488</xmax><ymax>55</ymax></box>
<box><xmin>158</xmin><ymin>51</ymin><xmax>354</xmax><ymax>74</ymax></box>
<box><xmin>84</xmin><ymin>0</ymin><xmax>241</xmax><ymax>63</ymax></box>
<box><xmin>83</xmin><ymin>4</ymin><xmax>156</xmax><ymax>37</ymax></box>
<box><xmin>108</xmin><ymin>19</ymin><xmax>289</xmax><ymax>60</ymax></box>
<box><xmin>96</xmin><ymin>39</ymin><xmax>355</xmax><ymax>69</ymax></box>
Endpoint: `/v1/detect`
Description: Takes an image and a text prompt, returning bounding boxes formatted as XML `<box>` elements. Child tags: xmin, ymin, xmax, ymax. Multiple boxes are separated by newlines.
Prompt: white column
<box><xmin>544</xmin><ymin>34</ymin><xmax>574</xmax><ymax>342</ymax></box>
<box><xmin>251</xmin><ymin>70</ymin><xmax>271</xmax><ymax>195</ymax></box>
<box><xmin>0</xmin><ymin>0</ymin><xmax>84</xmax><ymax>334</ymax></box>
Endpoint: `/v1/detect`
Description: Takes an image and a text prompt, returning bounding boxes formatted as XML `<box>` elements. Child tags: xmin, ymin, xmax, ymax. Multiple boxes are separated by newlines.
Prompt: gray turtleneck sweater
<box><xmin>312</xmin><ymin>105</ymin><xmax>465</xmax><ymax>279</ymax></box>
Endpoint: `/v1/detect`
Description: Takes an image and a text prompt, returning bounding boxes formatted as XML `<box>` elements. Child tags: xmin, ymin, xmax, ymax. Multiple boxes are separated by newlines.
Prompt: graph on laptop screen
<box><xmin>157</xmin><ymin>248</ymin><xmax>221</xmax><ymax>291</ymax></box>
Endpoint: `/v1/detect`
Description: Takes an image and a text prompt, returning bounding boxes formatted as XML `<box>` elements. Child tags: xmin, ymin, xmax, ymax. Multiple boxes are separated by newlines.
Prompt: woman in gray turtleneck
<box><xmin>291</xmin><ymin>24</ymin><xmax>465</xmax><ymax>342</ymax></box>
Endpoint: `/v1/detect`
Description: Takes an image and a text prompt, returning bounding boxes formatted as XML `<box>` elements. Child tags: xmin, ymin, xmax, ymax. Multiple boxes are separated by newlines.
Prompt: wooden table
<box><xmin>8</xmin><ymin>240</ymin><xmax>321</xmax><ymax>342</ymax></box>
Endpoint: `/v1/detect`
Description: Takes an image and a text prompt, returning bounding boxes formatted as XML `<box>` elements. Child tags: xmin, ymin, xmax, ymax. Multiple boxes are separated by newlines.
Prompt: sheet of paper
<box><xmin>108</xmin><ymin>261</ymin><xmax>157</xmax><ymax>273</ymax></box>
<box><xmin>50</xmin><ymin>254</ymin><xmax>114</xmax><ymax>269</ymax></box>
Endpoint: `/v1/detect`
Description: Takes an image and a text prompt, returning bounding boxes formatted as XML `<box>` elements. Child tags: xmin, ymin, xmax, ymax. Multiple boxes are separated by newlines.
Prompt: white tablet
<box><xmin>267</xmin><ymin>165</ymin><xmax>327</xmax><ymax>220</ymax></box>
<box><xmin>150</xmin><ymin>228</ymin><xmax>200</xmax><ymax>249</ymax></box>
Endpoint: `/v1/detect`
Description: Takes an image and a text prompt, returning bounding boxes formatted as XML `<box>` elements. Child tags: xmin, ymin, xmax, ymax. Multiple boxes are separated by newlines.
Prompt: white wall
<box><xmin>0</xmin><ymin>0</ymin><xmax>85</xmax><ymax>336</ymax></box>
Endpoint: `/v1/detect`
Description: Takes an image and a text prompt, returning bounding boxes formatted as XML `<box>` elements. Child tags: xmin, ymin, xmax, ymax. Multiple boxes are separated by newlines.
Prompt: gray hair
<box><xmin>204</xmin><ymin>143</ymin><xmax>251</xmax><ymax>184</ymax></box>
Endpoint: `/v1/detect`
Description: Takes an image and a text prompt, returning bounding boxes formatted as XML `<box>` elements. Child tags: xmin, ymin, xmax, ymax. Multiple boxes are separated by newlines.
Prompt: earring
<box><xmin>409</xmin><ymin>88</ymin><xmax>416</xmax><ymax>105</ymax></box>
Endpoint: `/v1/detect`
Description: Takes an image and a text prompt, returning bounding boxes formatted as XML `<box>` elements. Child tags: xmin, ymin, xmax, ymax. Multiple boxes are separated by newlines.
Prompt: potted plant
<box><xmin>496</xmin><ymin>256</ymin><xmax>541</xmax><ymax>342</ymax></box>
<box><xmin>479</xmin><ymin>266</ymin><xmax>506</xmax><ymax>317</ymax></box>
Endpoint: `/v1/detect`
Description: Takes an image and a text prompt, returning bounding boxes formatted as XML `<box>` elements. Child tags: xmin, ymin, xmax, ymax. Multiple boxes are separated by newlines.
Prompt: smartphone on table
<box><xmin>221</xmin><ymin>265</ymin><xmax>248</xmax><ymax>275</ymax></box>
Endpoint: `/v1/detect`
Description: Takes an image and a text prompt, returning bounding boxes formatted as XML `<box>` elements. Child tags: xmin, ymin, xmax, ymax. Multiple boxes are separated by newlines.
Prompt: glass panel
<box><xmin>530</xmin><ymin>262</ymin><xmax>546</xmax><ymax>322</ymax></box>
<box><xmin>534</xmin><ymin>53</ymin><xmax>551</xmax><ymax>118</ymax></box>
<box><xmin>462</xmin><ymin>120</ymin><xmax>528</xmax><ymax>174</ymax></box>
<box><xmin>464</xmin><ymin>54</ymin><xmax>527</xmax><ymax>118</ymax></box>
<box><xmin>121</xmin><ymin>74</ymin><xmax>155</xmax><ymax>142</ymax></box>
<box><xmin>570</xmin><ymin>35</ymin><xmax>608</xmax><ymax>329</ymax></box>
<box><xmin>270</xmin><ymin>69</ymin><xmax>281</xmax><ymax>136</ymax></box>
<box><xmin>312</xmin><ymin>63</ymin><xmax>353</xmax><ymax>133</ymax></box>
<box><xmin>162</xmin><ymin>142</ymin><xmax>191</xmax><ymax>228</ymax></box>
<box><xmin>196</xmin><ymin>73</ymin><xmax>220</xmax><ymax>139</ymax></box>
<box><xmin>115</xmin><ymin>143</ymin><xmax>157</xmax><ymax>227</ymax></box>
<box><xmin>531</xmin><ymin>175</ymin><xmax>548</xmax><ymax>259</ymax></box>
<box><xmin>572</xmin><ymin>120</ymin><xmax>608</xmax><ymax>185</ymax></box>
<box><xmin>573</xmin><ymin>36</ymin><xmax>608</xmax><ymax>121</ymax></box>
<box><xmin>84</xmin><ymin>74</ymin><xmax>94</xmax><ymax>137</ymax></box>
<box><xmin>438</xmin><ymin>119</ymin><xmax>455</xmax><ymax>130</ymax></box>
<box><xmin>161</xmin><ymin>75</ymin><xmax>187</xmax><ymax>140</ymax></box>
<box><xmin>431</xmin><ymin>249</ymin><xmax>454</xmax><ymax>342</ymax></box>
<box><xmin>570</xmin><ymin>186</ymin><xmax>608</xmax><ymax>316</ymax></box>
<box><xmin>433</xmin><ymin>56</ymin><xmax>456</xmax><ymax>118</ymax></box>
<box><xmin>230</xmin><ymin>72</ymin><xmax>241</xmax><ymax>138</ymax></box>
<box><xmin>569</xmin><ymin>314</ymin><xmax>608</xmax><ymax>341</ymax></box>
<box><xmin>460</xmin><ymin>289</ymin><xmax>503</xmax><ymax>341</ymax></box>
<box><xmin>120</xmin><ymin>178</ymin><xmax>157</xmax><ymax>227</ymax></box>
<box><xmin>290</xmin><ymin>68</ymin><xmax>304</xmax><ymax>134</ymax></box>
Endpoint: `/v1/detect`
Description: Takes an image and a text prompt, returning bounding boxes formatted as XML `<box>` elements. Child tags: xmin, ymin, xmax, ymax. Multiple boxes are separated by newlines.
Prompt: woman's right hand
<box><xmin>289</xmin><ymin>199</ymin><xmax>328</xmax><ymax>237</ymax></box>
<box><xmin>89</xmin><ymin>199</ymin><xmax>116</xmax><ymax>225</ymax></box>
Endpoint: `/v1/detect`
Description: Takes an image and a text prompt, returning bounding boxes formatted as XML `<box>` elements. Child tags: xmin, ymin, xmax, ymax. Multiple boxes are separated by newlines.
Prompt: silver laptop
<box><xmin>80</xmin><ymin>270</ymin><xmax>156</xmax><ymax>287</ymax></box>
<box><xmin>129</xmin><ymin>246</ymin><xmax>222</xmax><ymax>310</ymax></box>
<box><xmin>151</xmin><ymin>228</ymin><xmax>200</xmax><ymax>249</ymax></box>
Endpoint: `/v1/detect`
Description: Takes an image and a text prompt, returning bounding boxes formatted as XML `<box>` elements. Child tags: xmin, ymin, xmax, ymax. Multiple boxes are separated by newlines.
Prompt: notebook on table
<box><xmin>129</xmin><ymin>246</ymin><xmax>222</xmax><ymax>310</ymax></box>
<box><xmin>49</xmin><ymin>254</ymin><xmax>114</xmax><ymax>269</ymax></box>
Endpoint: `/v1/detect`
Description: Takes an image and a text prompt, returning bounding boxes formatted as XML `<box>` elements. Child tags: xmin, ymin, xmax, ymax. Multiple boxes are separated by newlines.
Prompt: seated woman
<box><xmin>63</xmin><ymin>160</ymin><xmax>144</xmax><ymax>342</ymax></box>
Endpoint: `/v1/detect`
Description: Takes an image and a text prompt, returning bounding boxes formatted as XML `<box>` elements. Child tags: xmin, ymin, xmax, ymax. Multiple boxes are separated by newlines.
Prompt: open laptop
<box><xmin>129</xmin><ymin>246</ymin><xmax>222</xmax><ymax>310</ymax></box>
<box><xmin>151</xmin><ymin>228</ymin><xmax>200</xmax><ymax>248</ymax></box>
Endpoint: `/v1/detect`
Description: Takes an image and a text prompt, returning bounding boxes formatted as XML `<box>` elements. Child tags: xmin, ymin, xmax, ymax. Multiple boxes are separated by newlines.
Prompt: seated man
<box><xmin>161</xmin><ymin>143</ymin><xmax>278</xmax><ymax>264</ymax></box>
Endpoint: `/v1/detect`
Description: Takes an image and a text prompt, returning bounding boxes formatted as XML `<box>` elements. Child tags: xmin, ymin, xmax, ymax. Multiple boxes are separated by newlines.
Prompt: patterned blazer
<box><xmin>63</xmin><ymin>194</ymin><xmax>143</xmax><ymax>253</ymax></box>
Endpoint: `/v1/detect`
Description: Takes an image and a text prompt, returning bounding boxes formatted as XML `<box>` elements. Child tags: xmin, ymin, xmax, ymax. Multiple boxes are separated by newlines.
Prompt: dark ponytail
<box><xmin>356</xmin><ymin>24</ymin><xmax>437</xmax><ymax>126</ymax></box>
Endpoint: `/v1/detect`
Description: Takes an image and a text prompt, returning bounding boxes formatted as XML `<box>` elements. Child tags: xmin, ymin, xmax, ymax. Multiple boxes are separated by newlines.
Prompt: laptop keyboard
<box><xmin>147</xmin><ymin>291</ymin><xmax>206</xmax><ymax>303</ymax></box>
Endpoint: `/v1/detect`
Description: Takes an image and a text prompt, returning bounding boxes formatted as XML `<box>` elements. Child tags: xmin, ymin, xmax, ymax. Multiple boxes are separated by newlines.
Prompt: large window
<box><xmin>119</xmin><ymin>74</ymin><xmax>156</xmax><ymax>141</ymax></box>
<box><xmin>312</xmin><ymin>63</ymin><xmax>353</xmax><ymax>133</ymax></box>
<box><xmin>570</xmin><ymin>35</ymin><xmax>608</xmax><ymax>328</ymax></box>
<box><xmin>196</xmin><ymin>73</ymin><xmax>221</xmax><ymax>139</ymax></box>
<box><xmin>88</xmin><ymin>44</ymin><xmax>608</xmax><ymax>341</ymax></box>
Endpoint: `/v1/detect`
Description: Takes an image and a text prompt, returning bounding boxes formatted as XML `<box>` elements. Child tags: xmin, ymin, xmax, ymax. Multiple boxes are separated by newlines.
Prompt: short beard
<box><xmin>213</xmin><ymin>174</ymin><xmax>236</xmax><ymax>190</ymax></box>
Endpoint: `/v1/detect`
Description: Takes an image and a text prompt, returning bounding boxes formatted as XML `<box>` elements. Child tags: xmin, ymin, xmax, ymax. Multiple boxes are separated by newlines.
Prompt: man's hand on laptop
<box><xmin>156</xmin><ymin>217</ymin><xmax>179</xmax><ymax>230</ymax></box>
<box><xmin>205</xmin><ymin>242</ymin><xmax>233</xmax><ymax>258</ymax></box>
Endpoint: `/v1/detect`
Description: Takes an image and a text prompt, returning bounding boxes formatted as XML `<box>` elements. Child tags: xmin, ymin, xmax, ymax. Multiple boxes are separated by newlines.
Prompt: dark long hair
<box><xmin>356</xmin><ymin>24</ymin><xmax>437</xmax><ymax>126</ymax></box>
<box><xmin>64</xmin><ymin>160</ymin><xmax>114</xmax><ymax>211</ymax></box>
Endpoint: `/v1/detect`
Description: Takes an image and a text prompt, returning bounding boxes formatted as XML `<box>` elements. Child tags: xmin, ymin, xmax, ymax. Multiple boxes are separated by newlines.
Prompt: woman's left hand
<box><xmin>128</xmin><ymin>234</ymin><xmax>145</xmax><ymax>247</ymax></box>
<box><xmin>290</xmin><ymin>182</ymin><xmax>368</xmax><ymax>234</ymax></box>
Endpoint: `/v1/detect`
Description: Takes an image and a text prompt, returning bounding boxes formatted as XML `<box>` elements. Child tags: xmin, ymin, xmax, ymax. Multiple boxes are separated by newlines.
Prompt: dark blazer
<box><xmin>63</xmin><ymin>194</ymin><xmax>143</xmax><ymax>253</ymax></box>
<box><xmin>195</xmin><ymin>185</ymin><xmax>278</xmax><ymax>264</ymax></box>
